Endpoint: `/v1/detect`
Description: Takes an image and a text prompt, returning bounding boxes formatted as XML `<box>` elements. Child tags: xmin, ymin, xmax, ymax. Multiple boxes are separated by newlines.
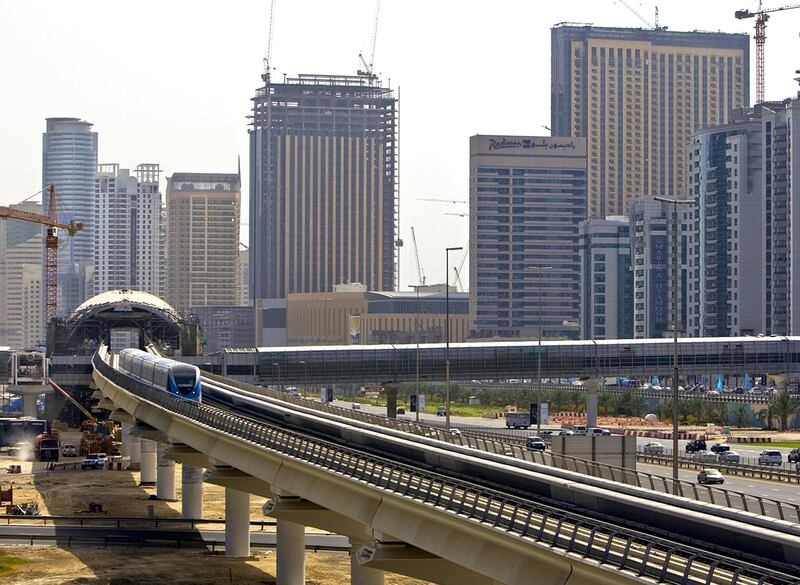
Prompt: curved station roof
<box><xmin>69</xmin><ymin>289</ymin><xmax>180</xmax><ymax>326</ymax></box>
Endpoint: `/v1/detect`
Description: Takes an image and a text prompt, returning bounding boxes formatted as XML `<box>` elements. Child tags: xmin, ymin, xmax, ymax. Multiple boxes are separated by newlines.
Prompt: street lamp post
<box><xmin>409</xmin><ymin>284</ymin><xmax>422</xmax><ymax>423</ymax></box>
<box><xmin>532</xmin><ymin>266</ymin><xmax>553</xmax><ymax>434</ymax></box>
<box><xmin>654</xmin><ymin>196</ymin><xmax>696</xmax><ymax>485</ymax></box>
<box><xmin>272</xmin><ymin>362</ymin><xmax>282</xmax><ymax>392</ymax></box>
<box><xmin>445</xmin><ymin>246</ymin><xmax>463</xmax><ymax>431</ymax></box>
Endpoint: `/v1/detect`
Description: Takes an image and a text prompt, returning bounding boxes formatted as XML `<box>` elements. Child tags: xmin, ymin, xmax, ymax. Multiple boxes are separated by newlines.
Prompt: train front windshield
<box><xmin>172</xmin><ymin>367</ymin><xmax>198</xmax><ymax>394</ymax></box>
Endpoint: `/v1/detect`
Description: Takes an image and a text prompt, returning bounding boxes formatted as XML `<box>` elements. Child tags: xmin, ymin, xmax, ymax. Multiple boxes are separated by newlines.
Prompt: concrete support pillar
<box><xmin>121</xmin><ymin>424</ymin><xmax>141</xmax><ymax>466</ymax></box>
<box><xmin>276</xmin><ymin>518</ymin><xmax>305</xmax><ymax>585</ymax></box>
<box><xmin>385</xmin><ymin>382</ymin><xmax>399</xmax><ymax>419</ymax></box>
<box><xmin>225</xmin><ymin>487</ymin><xmax>250</xmax><ymax>557</ymax></box>
<box><xmin>22</xmin><ymin>393</ymin><xmax>37</xmax><ymax>418</ymax></box>
<box><xmin>139</xmin><ymin>439</ymin><xmax>157</xmax><ymax>486</ymax></box>
<box><xmin>351</xmin><ymin>545</ymin><xmax>384</xmax><ymax>585</ymax></box>
<box><xmin>586</xmin><ymin>386</ymin><xmax>598</xmax><ymax>428</ymax></box>
<box><xmin>181</xmin><ymin>464</ymin><xmax>204</xmax><ymax>519</ymax></box>
<box><xmin>156</xmin><ymin>443</ymin><xmax>176</xmax><ymax>500</ymax></box>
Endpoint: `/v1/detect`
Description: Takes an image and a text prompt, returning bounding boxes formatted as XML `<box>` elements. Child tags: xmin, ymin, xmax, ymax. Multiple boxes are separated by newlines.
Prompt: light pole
<box><xmin>445</xmin><ymin>246</ymin><xmax>463</xmax><ymax>430</ymax></box>
<box><xmin>272</xmin><ymin>362</ymin><xmax>282</xmax><ymax>392</ymax></box>
<box><xmin>531</xmin><ymin>265</ymin><xmax>553</xmax><ymax>434</ymax></box>
<box><xmin>410</xmin><ymin>284</ymin><xmax>422</xmax><ymax>423</ymax></box>
<box><xmin>653</xmin><ymin>196</ymin><xmax>696</xmax><ymax>485</ymax></box>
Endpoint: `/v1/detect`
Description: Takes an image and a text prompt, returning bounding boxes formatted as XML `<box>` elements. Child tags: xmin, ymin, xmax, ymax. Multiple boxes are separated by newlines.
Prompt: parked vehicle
<box><xmin>61</xmin><ymin>443</ymin><xmax>77</xmax><ymax>457</ymax></box>
<box><xmin>643</xmin><ymin>442</ymin><xmax>664</xmax><ymax>455</ymax></box>
<box><xmin>697</xmin><ymin>469</ymin><xmax>725</xmax><ymax>485</ymax></box>
<box><xmin>718</xmin><ymin>450</ymin><xmax>741</xmax><ymax>463</ymax></box>
<box><xmin>788</xmin><ymin>448</ymin><xmax>800</xmax><ymax>463</ymax></box>
<box><xmin>81</xmin><ymin>453</ymin><xmax>108</xmax><ymax>470</ymax></box>
<box><xmin>757</xmin><ymin>450</ymin><xmax>783</xmax><ymax>465</ymax></box>
<box><xmin>709</xmin><ymin>443</ymin><xmax>730</xmax><ymax>453</ymax></box>
<box><xmin>505</xmin><ymin>412</ymin><xmax>531</xmax><ymax>429</ymax></box>
<box><xmin>685</xmin><ymin>439</ymin><xmax>707</xmax><ymax>453</ymax></box>
<box><xmin>525</xmin><ymin>436</ymin><xmax>546</xmax><ymax>451</ymax></box>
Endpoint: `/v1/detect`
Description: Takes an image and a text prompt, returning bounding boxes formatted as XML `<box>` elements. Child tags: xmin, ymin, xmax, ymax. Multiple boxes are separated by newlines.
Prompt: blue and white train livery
<box><xmin>118</xmin><ymin>349</ymin><xmax>202</xmax><ymax>402</ymax></box>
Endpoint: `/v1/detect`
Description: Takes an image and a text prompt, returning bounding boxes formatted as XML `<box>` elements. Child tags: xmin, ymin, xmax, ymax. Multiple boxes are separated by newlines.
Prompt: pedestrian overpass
<box><xmin>192</xmin><ymin>335</ymin><xmax>796</xmax><ymax>386</ymax></box>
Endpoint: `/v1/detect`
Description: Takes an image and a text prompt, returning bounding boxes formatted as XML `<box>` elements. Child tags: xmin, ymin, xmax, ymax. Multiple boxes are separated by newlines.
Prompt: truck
<box><xmin>0</xmin><ymin>418</ymin><xmax>48</xmax><ymax>447</ymax></box>
<box><xmin>505</xmin><ymin>412</ymin><xmax>531</xmax><ymax>429</ymax></box>
<box><xmin>34</xmin><ymin>433</ymin><xmax>59</xmax><ymax>462</ymax></box>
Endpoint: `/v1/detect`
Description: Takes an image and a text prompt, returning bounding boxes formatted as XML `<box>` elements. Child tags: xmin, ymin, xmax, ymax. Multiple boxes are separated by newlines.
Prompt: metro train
<box><xmin>118</xmin><ymin>349</ymin><xmax>202</xmax><ymax>402</ymax></box>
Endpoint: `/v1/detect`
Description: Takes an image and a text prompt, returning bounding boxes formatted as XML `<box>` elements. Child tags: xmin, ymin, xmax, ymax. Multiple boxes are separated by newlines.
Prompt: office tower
<box><xmin>0</xmin><ymin>202</ymin><xmax>44</xmax><ymax>348</ymax></box>
<box><xmin>469</xmin><ymin>135</ymin><xmax>587</xmax><ymax>340</ymax></box>
<box><xmin>42</xmin><ymin>117</ymin><xmax>98</xmax><ymax>315</ymax></box>
<box><xmin>629</xmin><ymin>197</ymin><xmax>690</xmax><ymax>338</ymax></box>
<box><xmin>249</xmin><ymin>73</ymin><xmax>398</xmax><ymax>300</ymax></box>
<box><xmin>686</xmin><ymin>110</ymin><xmax>764</xmax><ymax>337</ymax></box>
<box><xmin>94</xmin><ymin>164</ymin><xmax>163</xmax><ymax>297</ymax></box>
<box><xmin>239</xmin><ymin>247</ymin><xmax>249</xmax><ymax>306</ymax></box>
<box><xmin>187</xmin><ymin>306</ymin><xmax>255</xmax><ymax>354</ymax></box>
<box><xmin>165</xmin><ymin>172</ymin><xmax>241</xmax><ymax>311</ymax></box>
<box><xmin>578</xmin><ymin>216</ymin><xmax>632</xmax><ymax>339</ymax></box>
<box><xmin>551</xmin><ymin>25</ymin><xmax>749</xmax><ymax>218</ymax></box>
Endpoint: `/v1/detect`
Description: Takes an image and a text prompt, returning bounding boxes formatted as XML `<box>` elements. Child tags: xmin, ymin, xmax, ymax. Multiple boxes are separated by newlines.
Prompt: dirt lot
<box><xmin>0</xmin><ymin>445</ymin><xmax>428</xmax><ymax>584</ymax></box>
<box><xmin>0</xmin><ymin>546</ymin><xmax>429</xmax><ymax>584</ymax></box>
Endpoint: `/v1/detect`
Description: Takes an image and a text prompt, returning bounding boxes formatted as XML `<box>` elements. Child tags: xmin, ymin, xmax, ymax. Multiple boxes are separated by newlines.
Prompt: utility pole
<box><xmin>654</xmin><ymin>196</ymin><xmax>696</xmax><ymax>486</ymax></box>
<box><xmin>445</xmin><ymin>246</ymin><xmax>463</xmax><ymax>431</ymax></box>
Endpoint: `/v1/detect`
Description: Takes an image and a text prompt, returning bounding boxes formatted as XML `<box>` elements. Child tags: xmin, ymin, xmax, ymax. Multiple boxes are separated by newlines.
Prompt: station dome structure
<box><xmin>52</xmin><ymin>289</ymin><xmax>198</xmax><ymax>355</ymax></box>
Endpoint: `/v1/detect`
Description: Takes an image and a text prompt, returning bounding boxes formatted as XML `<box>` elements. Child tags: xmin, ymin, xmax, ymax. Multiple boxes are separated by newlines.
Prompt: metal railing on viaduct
<box><xmin>91</xmin><ymin>348</ymin><xmax>800</xmax><ymax>585</ymax></box>
<box><xmin>187</xmin><ymin>335</ymin><xmax>798</xmax><ymax>386</ymax></box>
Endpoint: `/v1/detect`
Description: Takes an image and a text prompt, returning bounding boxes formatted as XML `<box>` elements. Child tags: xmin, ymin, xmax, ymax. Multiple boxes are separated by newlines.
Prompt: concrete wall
<box><xmin>550</xmin><ymin>435</ymin><xmax>636</xmax><ymax>469</ymax></box>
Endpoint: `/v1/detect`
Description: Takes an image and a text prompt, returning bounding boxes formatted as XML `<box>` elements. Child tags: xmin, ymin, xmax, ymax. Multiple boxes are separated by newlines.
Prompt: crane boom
<box><xmin>617</xmin><ymin>0</ymin><xmax>654</xmax><ymax>28</ymax></box>
<box><xmin>410</xmin><ymin>226</ymin><xmax>425</xmax><ymax>285</ymax></box>
<box><xmin>0</xmin><ymin>205</ymin><xmax>82</xmax><ymax>234</ymax></box>
<box><xmin>736</xmin><ymin>2</ymin><xmax>800</xmax><ymax>103</ymax></box>
<box><xmin>0</xmin><ymin>184</ymin><xmax>83</xmax><ymax>322</ymax></box>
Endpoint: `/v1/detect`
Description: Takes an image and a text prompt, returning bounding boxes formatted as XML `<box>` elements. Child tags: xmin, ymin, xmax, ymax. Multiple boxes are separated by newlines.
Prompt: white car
<box><xmin>692</xmin><ymin>450</ymin><xmax>718</xmax><ymax>463</ymax></box>
<box><xmin>718</xmin><ymin>450</ymin><xmax>741</xmax><ymax>463</ymax></box>
<box><xmin>758</xmin><ymin>450</ymin><xmax>783</xmax><ymax>465</ymax></box>
<box><xmin>643</xmin><ymin>442</ymin><xmax>665</xmax><ymax>455</ymax></box>
<box><xmin>448</xmin><ymin>428</ymin><xmax>462</xmax><ymax>437</ymax></box>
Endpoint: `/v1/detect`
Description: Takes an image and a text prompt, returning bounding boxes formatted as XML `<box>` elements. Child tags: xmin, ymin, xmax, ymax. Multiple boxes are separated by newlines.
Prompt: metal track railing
<box><xmin>201</xmin><ymin>372</ymin><xmax>800</xmax><ymax>525</ymax></box>
<box><xmin>93</xmin><ymin>350</ymin><xmax>797</xmax><ymax>585</ymax></box>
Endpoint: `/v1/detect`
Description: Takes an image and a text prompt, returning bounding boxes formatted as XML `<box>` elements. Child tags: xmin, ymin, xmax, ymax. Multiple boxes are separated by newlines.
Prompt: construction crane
<box><xmin>263</xmin><ymin>0</ymin><xmax>277</xmax><ymax>81</ymax></box>
<box><xmin>358</xmin><ymin>0</ymin><xmax>381</xmax><ymax>82</ymax></box>
<box><xmin>0</xmin><ymin>184</ymin><xmax>83</xmax><ymax>322</ymax></box>
<box><xmin>736</xmin><ymin>1</ymin><xmax>800</xmax><ymax>103</ymax></box>
<box><xmin>616</xmin><ymin>0</ymin><xmax>656</xmax><ymax>28</ymax></box>
<box><xmin>451</xmin><ymin>249</ymin><xmax>468</xmax><ymax>291</ymax></box>
<box><xmin>410</xmin><ymin>226</ymin><xmax>426</xmax><ymax>285</ymax></box>
<box><xmin>417</xmin><ymin>198</ymin><xmax>468</xmax><ymax>204</ymax></box>
<box><xmin>445</xmin><ymin>212</ymin><xmax>468</xmax><ymax>217</ymax></box>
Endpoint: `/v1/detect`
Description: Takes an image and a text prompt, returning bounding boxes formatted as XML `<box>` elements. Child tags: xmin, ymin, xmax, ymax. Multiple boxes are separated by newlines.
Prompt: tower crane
<box><xmin>736</xmin><ymin>1</ymin><xmax>800</xmax><ymax>104</ymax></box>
<box><xmin>410</xmin><ymin>226</ymin><xmax>426</xmax><ymax>286</ymax></box>
<box><xmin>451</xmin><ymin>249</ymin><xmax>468</xmax><ymax>291</ymax></box>
<box><xmin>0</xmin><ymin>184</ymin><xmax>83</xmax><ymax>322</ymax></box>
<box><xmin>262</xmin><ymin>0</ymin><xmax>277</xmax><ymax>82</ymax></box>
<box><xmin>358</xmin><ymin>0</ymin><xmax>381</xmax><ymax>82</ymax></box>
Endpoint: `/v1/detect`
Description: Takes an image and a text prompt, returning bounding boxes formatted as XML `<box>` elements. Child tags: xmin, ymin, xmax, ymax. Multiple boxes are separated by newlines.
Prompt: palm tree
<box><xmin>734</xmin><ymin>405</ymin><xmax>749</xmax><ymax>428</ymax></box>
<box><xmin>770</xmin><ymin>389</ymin><xmax>800</xmax><ymax>431</ymax></box>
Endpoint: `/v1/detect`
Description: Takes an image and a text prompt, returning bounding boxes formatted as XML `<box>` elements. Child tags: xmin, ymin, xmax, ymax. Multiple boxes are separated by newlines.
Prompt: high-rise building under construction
<box><xmin>249</xmin><ymin>73</ymin><xmax>398</xmax><ymax>300</ymax></box>
<box><xmin>551</xmin><ymin>25</ymin><xmax>750</xmax><ymax>218</ymax></box>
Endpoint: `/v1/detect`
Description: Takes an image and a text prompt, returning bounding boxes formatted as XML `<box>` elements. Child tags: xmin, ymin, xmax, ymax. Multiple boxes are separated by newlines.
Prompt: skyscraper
<box><xmin>94</xmin><ymin>164</ymin><xmax>163</xmax><ymax>297</ymax></box>
<box><xmin>42</xmin><ymin>117</ymin><xmax>98</xmax><ymax>315</ymax></box>
<box><xmin>469</xmin><ymin>135</ymin><xmax>587</xmax><ymax>339</ymax></box>
<box><xmin>578</xmin><ymin>216</ymin><xmax>632</xmax><ymax>340</ymax></box>
<box><xmin>165</xmin><ymin>172</ymin><xmax>241</xmax><ymax>311</ymax></box>
<box><xmin>249</xmin><ymin>73</ymin><xmax>398</xmax><ymax>300</ymax></box>
<box><xmin>551</xmin><ymin>25</ymin><xmax>749</xmax><ymax>218</ymax></box>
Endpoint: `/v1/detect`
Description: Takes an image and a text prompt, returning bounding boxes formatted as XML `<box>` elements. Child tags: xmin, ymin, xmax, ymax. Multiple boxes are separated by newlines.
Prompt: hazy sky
<box><xmin>2</xmin><ymin>1</ymin><xmax>799</xmax><ymax>290</ymax></box>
